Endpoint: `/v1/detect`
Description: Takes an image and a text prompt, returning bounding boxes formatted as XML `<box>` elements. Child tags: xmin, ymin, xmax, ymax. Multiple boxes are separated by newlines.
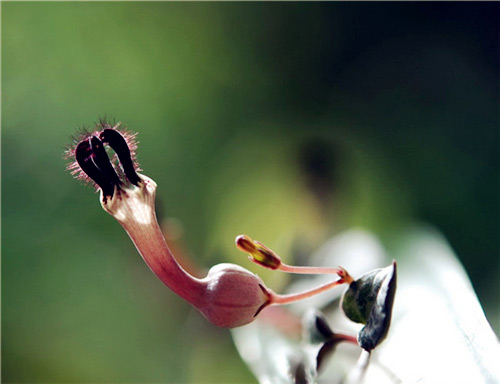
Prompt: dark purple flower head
<box><xmin>65</xmin><ymin>120</ymin><xmax>141</xmax><ymax>198</ymax></box>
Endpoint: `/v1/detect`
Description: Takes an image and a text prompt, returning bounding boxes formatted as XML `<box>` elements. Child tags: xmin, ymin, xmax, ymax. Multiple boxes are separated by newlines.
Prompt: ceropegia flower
<box><xmin>66</xmin><ymin>120</ymin><xmax>354</xmax><ymax>328</ymax></box>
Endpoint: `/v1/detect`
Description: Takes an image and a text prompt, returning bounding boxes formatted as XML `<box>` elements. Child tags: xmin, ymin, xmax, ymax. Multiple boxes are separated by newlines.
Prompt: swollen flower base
<box><xmin>66</xmin><ymin>121</ymin><xmax>355</xmax><ymax>328</ymax></box>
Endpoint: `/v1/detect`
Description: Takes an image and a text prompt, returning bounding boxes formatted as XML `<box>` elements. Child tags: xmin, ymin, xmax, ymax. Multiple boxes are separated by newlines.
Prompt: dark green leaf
<box><xmin>341</xmin><ymin>261</ymin><xmax>397</xmax><ymax>351</ymax></box>
<box><xmin>303</xmin><ymin>309</ymin><xmax>334</xmax><ymax>344</ymax></box>
<box><xmin>302</xmin><ymin>309</ymin><xmax>359</xmax><ymax>373</ymax></box>
<box><xmin>302</xmin><ymin>310</ymin><xmax>336</xmax><ymax>372</ymax></box>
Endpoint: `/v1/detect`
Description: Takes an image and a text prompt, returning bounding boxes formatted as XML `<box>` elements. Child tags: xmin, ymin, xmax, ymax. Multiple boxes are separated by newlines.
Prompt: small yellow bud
<box><xmin>235</xmin><ymin>235</ymin><xmax>282</xmax><ymax>270</ymax></box>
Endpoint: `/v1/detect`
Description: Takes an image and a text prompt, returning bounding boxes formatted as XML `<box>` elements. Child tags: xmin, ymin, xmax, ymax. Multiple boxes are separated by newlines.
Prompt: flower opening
<box><xmin>66</xmin><ymin>120</ymin><xmax>140</xmax><ymax>197</ymax></box>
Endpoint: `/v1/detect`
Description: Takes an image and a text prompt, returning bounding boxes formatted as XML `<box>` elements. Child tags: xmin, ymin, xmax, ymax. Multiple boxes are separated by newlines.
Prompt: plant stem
<box><xmin>269</xmin><ymin>279</ymin><xmax>345</xmax><ymax>305</ymax></box>
<box><xmin>279</xmin><ymin>264</ymin><xmax>343</xmax><ymax>275</ymax></box>
<box><xmin>110</xmin><ymin>183</ymin><xmax>207</xmax><ymax>308</ymax></box>
<box><xmin>345</xmin><ymin>349</ymin><xmax>371</xmax><ymax>384</ymax></box>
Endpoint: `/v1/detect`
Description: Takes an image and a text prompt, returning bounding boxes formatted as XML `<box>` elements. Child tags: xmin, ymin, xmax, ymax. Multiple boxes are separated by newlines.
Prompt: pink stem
<box><xmin>270</xmin><ymin>279</ymin><xmax>345</xmax><ymax>305</ymax></box>
<box><xmin>336</xmin><ymin>333</ymin><xmax>358</xmax><ymax>345</ymax></box>
<box><xmin>279</xmin><ymin>263</ymin><xmax>342</xmax><ymax>275</ymax></box>
<box><xmin>120</xmin><ymin>215</ymin><xmax>207</xmax><ymax>308</ymax></box>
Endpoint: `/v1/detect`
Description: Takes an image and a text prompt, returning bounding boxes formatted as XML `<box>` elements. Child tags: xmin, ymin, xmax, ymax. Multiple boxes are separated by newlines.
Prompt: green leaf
<box><xmin>302</xmin><ymin>309</ymin><xmax>336</xmax><ymax>372</ymax></box>
<box><xmin>341</xmin><ymin>262</ymin><xmax>397</xmax><ymax>351</ymax></box>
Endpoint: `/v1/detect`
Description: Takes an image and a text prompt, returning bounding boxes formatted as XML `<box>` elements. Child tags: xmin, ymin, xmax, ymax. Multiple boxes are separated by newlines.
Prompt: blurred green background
<box><xmin>2</xmin><ymin>2</ymin><xmax>498</xmax><ymax>383</ymax></box>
